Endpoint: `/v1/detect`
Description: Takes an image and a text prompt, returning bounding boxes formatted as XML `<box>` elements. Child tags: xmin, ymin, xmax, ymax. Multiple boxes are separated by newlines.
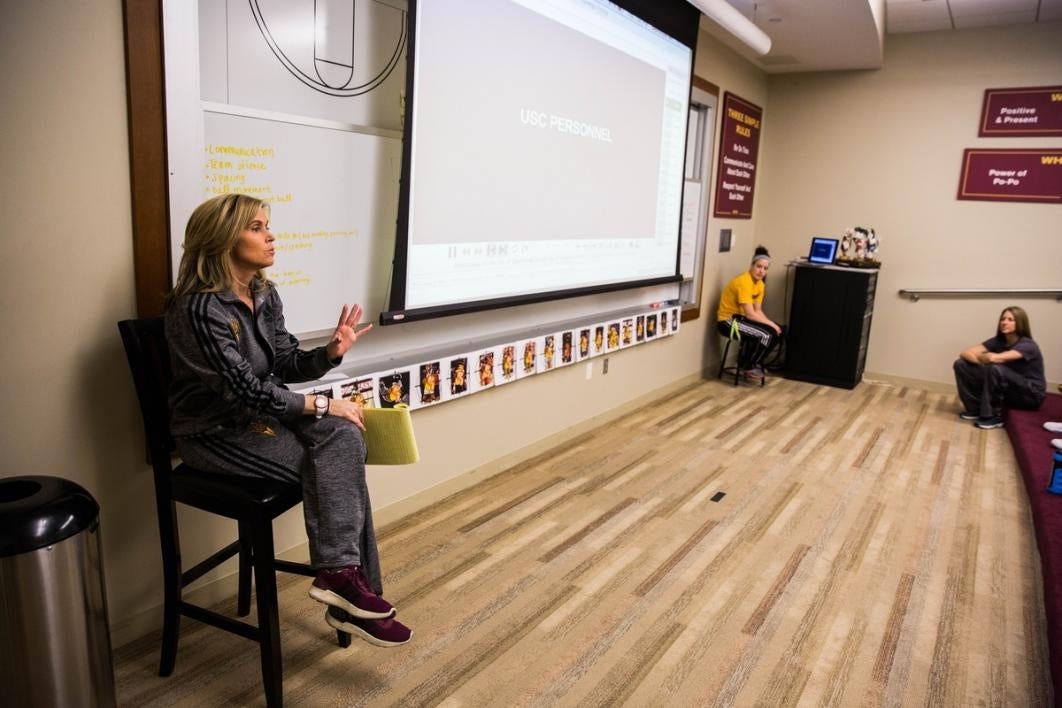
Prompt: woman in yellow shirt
<box><xmin>716</xmin><ymin>246</ymin><xmax>782</xmax><ymax>379</ymax></box>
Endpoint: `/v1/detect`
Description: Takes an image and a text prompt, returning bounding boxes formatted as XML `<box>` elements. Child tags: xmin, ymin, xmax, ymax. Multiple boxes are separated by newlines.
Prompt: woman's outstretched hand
<box><xmin>326</xmin><ymin>303</ymin><xmax>373</xmax><ymax>360</ymax></box>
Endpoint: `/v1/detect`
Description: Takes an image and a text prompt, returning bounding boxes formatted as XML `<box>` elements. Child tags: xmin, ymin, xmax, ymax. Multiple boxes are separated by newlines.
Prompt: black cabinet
<box><xmin>785</xmin><ymin>264</ymin><xmax>877</xmax><ymax>389</ymax></box>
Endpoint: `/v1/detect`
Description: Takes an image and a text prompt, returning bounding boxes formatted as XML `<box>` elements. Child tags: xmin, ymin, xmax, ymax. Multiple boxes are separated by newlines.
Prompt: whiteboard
<box><xmin>165</xmin><ymin>0</ymin><xmax>407</xmax><ymax>335</ymax></box>
<box><xmin>201</xmin><ymin>110</ymin><xmax>401</xmax><ymax>333</ymax></box>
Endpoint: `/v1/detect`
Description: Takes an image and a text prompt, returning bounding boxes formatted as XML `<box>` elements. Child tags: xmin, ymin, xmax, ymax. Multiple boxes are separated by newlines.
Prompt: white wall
<box><xmin>0</xmin><ymin>0</ymin><xmax>770</xmax><ymax>645</ymax></box>
<box><xmin>0</xmin><ymin>0</ymin><xmax>159</xmax><ymax>640</ymax></box>
<box><xmin>757</xmin><ymin>22</ymin><xmax>1062</xmax><ymax>388</ymax></box>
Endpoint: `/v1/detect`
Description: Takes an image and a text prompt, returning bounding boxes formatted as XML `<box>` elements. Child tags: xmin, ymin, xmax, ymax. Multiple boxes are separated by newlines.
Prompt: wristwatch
<box><xmin>314</xmin><ymin>394</ymin><xmax>329</xmax><ymax>419</ymax></box>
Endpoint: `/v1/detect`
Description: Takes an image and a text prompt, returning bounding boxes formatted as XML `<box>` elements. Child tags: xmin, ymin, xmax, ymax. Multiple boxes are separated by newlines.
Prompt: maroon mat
<box><xmin>1007</xmin><ymin>393</ymin><xmax>1062</xmax><ymax>703</ymax></box>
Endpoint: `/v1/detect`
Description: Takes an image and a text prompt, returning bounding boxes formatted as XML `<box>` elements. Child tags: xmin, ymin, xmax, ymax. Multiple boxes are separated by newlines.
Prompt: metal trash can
<box><xmin>0</xmin><ymin>475</ymin><xmax>116</xmax><ymax>707</ymax></box>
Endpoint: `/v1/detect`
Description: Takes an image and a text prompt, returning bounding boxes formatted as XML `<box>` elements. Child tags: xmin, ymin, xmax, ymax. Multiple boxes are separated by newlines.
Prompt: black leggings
<box><xmin>717</xmin><ymin>316</ymin><xmax>779</xmax><ymax>370</ymax></box>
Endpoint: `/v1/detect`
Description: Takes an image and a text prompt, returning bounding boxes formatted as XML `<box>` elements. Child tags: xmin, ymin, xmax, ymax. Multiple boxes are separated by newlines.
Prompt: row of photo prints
<box><xmin>299</xmin><ymin>306</ymin><xmax>681</xmax><ymax>411</ymax></box>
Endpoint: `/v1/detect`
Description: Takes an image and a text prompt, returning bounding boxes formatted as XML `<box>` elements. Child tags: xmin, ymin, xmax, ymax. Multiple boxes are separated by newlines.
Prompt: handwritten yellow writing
<box><xmin>204</xmin><ymin>143</ymin><xmax>287</xmax><ymax>202</ymax></box>
<box><xmin>203</xmin><ymin>186</ymin><xmax>292</xmax><ymax>202</ymax></box>
<box><xmin>205</xmin><ymin>144</ymin><xmax>276</xmax><ymax>159</ymax></box>
<box><xmin>265</xmin><ymin>268</ymin><xmax>312</xmax><ymax>288</ymax></box>
<box><xmin>207</xmin><ymin>173</ymin><xmax>246</xmax><ymax>185</ymax></box>
<box><xmin>276</xmin><ymin>242</ymin><xmax>312</xmax><ymax>252</ymax></box>
<box><xmin>275</xmin><ymin>230</ymin><xmax>357</xmax><ymax>240</ymax></box>
<box><xmin>271</xmin><ymin>230</ymin><xmax>358</xmax><ymax>252</ymax></box>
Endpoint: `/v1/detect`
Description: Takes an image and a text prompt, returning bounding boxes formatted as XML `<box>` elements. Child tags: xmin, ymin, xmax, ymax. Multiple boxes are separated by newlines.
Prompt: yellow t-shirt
<box><xmin>717</xmin><ymin>271</ymin><xmax>764</xmax><ymax>321</ymax></box>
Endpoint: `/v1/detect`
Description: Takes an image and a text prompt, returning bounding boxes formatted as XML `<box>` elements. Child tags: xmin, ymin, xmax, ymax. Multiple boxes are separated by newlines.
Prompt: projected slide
<box><xmin>411</xmin><ymin>1</ymin><xmax>662</xmax><ymax>243</ymax></box>
<box><xmin>403</xmin><ymin>0</ymin><xmax>691</xmax><ymax>312</ymax></box>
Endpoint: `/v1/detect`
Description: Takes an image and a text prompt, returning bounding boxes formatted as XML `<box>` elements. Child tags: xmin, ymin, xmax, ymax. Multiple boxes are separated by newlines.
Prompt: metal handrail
<box><xmin>899</xmin><ymin>288</ymin><xmax>1062</xmax><ymax>302</ymax></box>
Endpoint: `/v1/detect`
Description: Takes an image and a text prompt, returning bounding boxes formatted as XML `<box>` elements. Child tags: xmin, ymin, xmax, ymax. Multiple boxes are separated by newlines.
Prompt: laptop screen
<box><xmin>808</xmin><ymin>237</ymin><xmax>839</xmax><ymax>265</ymax></box>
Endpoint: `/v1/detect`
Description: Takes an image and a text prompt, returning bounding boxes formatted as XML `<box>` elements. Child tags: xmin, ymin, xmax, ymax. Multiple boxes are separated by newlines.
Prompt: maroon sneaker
<box><xmin>325</xmin><ymin>607</ymin><xmax>412</xmax><ymax>648</ymax></box>
<box><xmin>309</xmin><ymin>566</ymin><xmax>395</xmax><ymax>619</ymax></box>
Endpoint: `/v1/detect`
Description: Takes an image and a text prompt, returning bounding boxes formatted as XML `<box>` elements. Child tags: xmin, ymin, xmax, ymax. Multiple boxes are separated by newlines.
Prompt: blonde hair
<box><xmin>998</xmin><ymin>305</ymin><xmax>1033</xmax><ymax>339</ymax></box>
<box><xmin>169</xmin><ymin>193</ymin><xmax>269</xmax><ymax>302</ymax></box>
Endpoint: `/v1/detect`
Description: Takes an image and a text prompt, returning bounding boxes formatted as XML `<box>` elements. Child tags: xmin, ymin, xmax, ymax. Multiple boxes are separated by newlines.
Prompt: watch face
<box><xmin>315</xmin><ymin>395</ymin><xmax>328</xmax><ymax>413</ymax></box>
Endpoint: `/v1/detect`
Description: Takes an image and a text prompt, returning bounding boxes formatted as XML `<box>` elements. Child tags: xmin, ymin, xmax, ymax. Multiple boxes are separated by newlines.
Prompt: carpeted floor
<box><xmin>114</xmin><ymin>377</ymin><xmax>1052</xmax><ymax>707</ymax></box>
<box><xmin>1007</xmin><ymin>393</ymin><xmax>1062</xmax><ymax>704</ymax></box>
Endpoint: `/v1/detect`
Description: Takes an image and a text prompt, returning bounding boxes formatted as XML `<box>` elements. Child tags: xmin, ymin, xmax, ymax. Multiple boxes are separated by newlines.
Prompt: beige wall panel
<box><xmin>0</xmin><ymin>0</ymin><xmax>164</xmax><ymax>636</ymax></box>
<box><xmin>757</xmin><ymin>22</ymin><xmax>1062</xmax><ymax>387</ymax></box>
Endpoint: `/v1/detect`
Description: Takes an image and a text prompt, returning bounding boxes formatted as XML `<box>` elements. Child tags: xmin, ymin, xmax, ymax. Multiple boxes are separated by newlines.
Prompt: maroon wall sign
<box><xmin>979</xmin><ymin>86</ymin><xmax>1062</xmax><ymax>137</ymax></box>
<box><xmin>957</xmin><ymin>149</ymin><xmax>1062</xmax><ymax>204</ymax></box>
<box><xmin>713</xmin><ymin>92</ymin><xmax>762</xmax><ymax>219</ymax></box>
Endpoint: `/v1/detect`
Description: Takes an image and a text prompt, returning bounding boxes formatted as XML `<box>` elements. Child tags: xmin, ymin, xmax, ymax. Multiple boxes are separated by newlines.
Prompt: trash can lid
<box><xmin>0</xmin><ymin>476</ymin><xmax>100</xmax><ymax>557</ymax></box>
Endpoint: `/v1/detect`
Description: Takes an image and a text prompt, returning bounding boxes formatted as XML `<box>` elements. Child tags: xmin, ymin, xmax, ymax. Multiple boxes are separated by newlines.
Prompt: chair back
<box><xmin>118</xmin><ymin>317</ymin><xmax>177</xmax><ymax>469</ymax></box>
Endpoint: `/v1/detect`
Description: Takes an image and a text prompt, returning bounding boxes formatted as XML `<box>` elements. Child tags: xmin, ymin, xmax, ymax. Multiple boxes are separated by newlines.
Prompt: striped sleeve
<box><xmin>176</xmin><ymin>292</ymin><xmax>306</xmax><ymax>420</ymax></box>
<box><xmin>265</xmin><ymin>289</ymin><xmax>338</xmax><ymax>383</ymax></box>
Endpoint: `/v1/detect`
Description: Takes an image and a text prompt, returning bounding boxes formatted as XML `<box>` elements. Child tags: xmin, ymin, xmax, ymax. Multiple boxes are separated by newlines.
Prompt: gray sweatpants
<box><xmin>175</xmin><ymin>415</ymin><xmax>382</xmax><ymax>594</ymax></box>
<box><xmin>952</xmin><ymin>358</ymin><xmax>1044</xmax><ymax>419</ymax></box>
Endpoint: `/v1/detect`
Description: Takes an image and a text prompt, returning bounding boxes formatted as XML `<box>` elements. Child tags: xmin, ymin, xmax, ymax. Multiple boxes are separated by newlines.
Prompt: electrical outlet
<box><xmin>603</xmin><ymin>358</ymin><xmax>609</xmax><ymax>374</ymax></box>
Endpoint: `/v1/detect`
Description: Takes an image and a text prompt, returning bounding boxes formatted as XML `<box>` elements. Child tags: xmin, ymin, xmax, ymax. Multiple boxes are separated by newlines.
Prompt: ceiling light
<box><xmin>686</xmin><ymin>0</ymin><xmax>773</xmax><ymax>55</ymax></box>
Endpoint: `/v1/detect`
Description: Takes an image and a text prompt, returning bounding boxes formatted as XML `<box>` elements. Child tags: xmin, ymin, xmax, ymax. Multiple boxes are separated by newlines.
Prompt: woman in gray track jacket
<box><xmin>165</xmin><ymin>193</ymin><xmax>411</xmax><ymax>647</ymax></box>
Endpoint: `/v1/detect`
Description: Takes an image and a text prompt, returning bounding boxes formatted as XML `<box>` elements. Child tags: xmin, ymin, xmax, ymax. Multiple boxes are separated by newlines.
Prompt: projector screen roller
<box><xmin>389</xmin><ymin>0</ymin><xmax>693</xmax><ymax>321</ymax></box>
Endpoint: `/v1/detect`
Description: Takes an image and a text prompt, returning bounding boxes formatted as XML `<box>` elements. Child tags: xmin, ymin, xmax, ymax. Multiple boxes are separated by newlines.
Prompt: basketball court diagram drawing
<box><xmin>248</xmin><ymin>0</ymin><xmax>406</xmax><ymax>97</ymax></box>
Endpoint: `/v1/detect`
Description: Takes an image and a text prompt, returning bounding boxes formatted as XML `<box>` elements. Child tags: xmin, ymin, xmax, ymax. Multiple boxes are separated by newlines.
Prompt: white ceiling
<box><xmin>700</xmin><ymin>0</ymin><xmax>1062</xmax><ymax>73</ymax></box>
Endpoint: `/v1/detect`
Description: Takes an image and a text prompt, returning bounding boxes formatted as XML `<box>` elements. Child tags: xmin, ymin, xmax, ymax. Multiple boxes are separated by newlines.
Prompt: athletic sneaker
<box><xmin>958</xmin><ymin>411</ymin><xmax>979</xmax><ymax>421</ymax></box>
<box><xmin>743</xmin><ymin>367</ymin><xmax>765</xmax><ymax>380</ymax></box>
<box><xmin>1053</xmin><ymin>439</ymin><xmax>1062</xmax><ymax>451</ymax></box>
<box><xmin>1044</xmin><ymin>422</ymin><xmax>1062</xmax><ymax>433</ymax></box>
<box><xmin>309</xmin><ymin>566</ymin><xmax>395</xmax><ymax>619</ymax></box>
<box><xmin>325</xmin><ymin>607</ymin><xmax>412</xmax><ymax>648</ymax></box>
<box><xmin>975</xmin><ymin>415</ymin><xmax>1005</xmax><ymax>430</ymax></box>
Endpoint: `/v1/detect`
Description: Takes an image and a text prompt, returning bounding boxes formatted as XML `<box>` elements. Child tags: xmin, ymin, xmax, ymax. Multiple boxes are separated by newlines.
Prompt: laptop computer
<box><xmin>808</xmin><ymin>237</ymin><xmax>839</xmax><ymax>265</ymax></box>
